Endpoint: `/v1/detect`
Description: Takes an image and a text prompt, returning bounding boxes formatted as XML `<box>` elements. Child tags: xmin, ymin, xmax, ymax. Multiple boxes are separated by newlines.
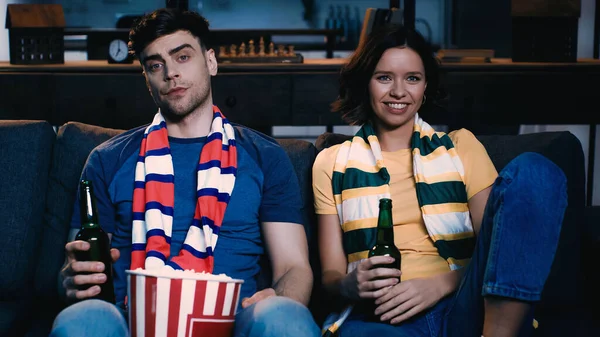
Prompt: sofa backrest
<box><xmin>35</xmin><ymin>122</ymin><xmax>123</xmax><ymax>299</ymax></box>
<box><xmin>315</xmin><ymin>131</ymin><xmax>585</xmax><ymax>200</ymax></box>
<box><xmin>22</xmin><ymin>122</ymin><xmax>125</xmax><ymax>335</ymax></box>
<box><xmin>12</xmin><ymin>120</ymin><xmax>588</xmax><ymax>335</ymax></box>
<box><xmin>476</xmin><ymin>132</ymin><xmax>585</xmax><ymax>207</ymax></box>
<box><xmin>0</xmin><ymin>120</ymin><xmax>55</xmax><ymax>335</ymax></box>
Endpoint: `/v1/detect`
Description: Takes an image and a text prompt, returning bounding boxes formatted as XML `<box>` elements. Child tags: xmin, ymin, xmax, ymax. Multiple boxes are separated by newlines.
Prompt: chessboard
<box><xmin>217</xmin><ymin>37</ymin><xmax>303</xmax><ymax>64</ymax></box>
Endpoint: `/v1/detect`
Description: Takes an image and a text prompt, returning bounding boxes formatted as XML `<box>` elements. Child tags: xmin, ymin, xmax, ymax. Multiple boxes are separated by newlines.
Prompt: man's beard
<box><xmin>157</xmin><ymin>89</ymin><xmax>208</xmax><ymax>123</ymax></box>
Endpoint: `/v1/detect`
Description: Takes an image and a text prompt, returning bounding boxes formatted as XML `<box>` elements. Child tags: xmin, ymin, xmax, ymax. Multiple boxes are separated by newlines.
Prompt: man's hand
<box><xmin>374</xmin><ymin>276</ymin><xmax>444</xmax><ymax>324</ymax></box>
<box><xmin>241</xmin><ymin>287</ymin><xmax>276</xmax><ymax>308</ymax></box>
<box><xmin>340</xmin><ymin>256</ymin><xmax>401</xmax><ymax>301</ymax></box>
<box><xmin>60</xmin><ymin>240</ymin><xmax>120</xmax><ymax>303</ymax></box>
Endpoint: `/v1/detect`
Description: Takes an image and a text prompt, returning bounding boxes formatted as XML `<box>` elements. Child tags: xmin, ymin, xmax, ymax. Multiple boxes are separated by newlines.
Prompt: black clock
<box><xmin>108</xmin><ymin>38</ymin><xmax>133</xmax><ymax>64</ymax></box>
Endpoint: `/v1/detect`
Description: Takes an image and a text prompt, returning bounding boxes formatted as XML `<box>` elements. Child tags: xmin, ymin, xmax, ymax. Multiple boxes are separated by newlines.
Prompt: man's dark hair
<box><xmin>331</xmin><ymin>24</ymin><xmax>442</xmax><ymax>126</ymax></box>
<box><xmin>128</xmin><ymin>8</ymin><xmax>211</xmax><ymax>60</ymax></box>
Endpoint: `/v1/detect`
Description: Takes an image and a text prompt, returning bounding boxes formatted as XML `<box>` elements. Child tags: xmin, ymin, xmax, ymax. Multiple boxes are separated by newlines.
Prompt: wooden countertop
<box><xmin>1</xmin><ymin>58</ymin><xmax>599</xmax><ymax>73</ymax></box>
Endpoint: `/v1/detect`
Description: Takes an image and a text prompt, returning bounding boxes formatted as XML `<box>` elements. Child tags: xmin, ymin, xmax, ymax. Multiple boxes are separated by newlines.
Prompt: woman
<box><xmin>312</xmin><ymin>24</ymin><xmax>567</xmax><ymax>337</ymax></box>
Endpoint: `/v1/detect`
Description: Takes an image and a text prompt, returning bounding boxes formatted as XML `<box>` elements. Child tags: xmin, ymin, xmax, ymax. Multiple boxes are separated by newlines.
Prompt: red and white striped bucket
<box><xmin>126</xmin><ymin>269</ymin><xmax>244</xmax><ymax>337</ymax></box>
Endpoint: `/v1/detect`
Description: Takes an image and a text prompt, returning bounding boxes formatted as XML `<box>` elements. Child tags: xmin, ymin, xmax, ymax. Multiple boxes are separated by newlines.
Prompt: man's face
<box><xmin>140</xmin><ymin>30</ymin><xmax>217</xmax><ymax>121</ymax></box>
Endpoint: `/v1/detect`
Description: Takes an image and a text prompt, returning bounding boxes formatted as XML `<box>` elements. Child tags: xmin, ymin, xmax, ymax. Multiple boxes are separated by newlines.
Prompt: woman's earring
<box><xmin>422</xmin><ymin>95</ymin><xmax>427</xmax><ymax>105</ymax></box>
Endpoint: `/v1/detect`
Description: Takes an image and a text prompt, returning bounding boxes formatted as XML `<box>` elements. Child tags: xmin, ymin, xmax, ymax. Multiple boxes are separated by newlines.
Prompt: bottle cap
<box><xmin>379</xmin><ymin>198</ymin><xmax>392</xmax><ymax>208</ymax></box>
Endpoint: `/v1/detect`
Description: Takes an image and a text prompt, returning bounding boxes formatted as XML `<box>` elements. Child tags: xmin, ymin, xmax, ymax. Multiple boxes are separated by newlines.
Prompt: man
<box><xmin>50</xmin><ymin>8</ymin><xmax>320</xmax><ymax>337</ymax></box>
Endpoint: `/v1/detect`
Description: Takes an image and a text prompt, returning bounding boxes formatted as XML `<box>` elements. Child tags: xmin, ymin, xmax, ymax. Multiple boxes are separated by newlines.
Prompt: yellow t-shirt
<box><xmin>312</xmin><ymin>128</ymin><xmax>498</xmax><ymax>281</ymax></box>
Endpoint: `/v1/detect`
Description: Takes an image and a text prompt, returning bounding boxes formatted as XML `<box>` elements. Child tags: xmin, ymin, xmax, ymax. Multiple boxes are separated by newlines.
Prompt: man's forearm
<box><xmin>272</xmin><ymin>266</ymin><xmax>313</xmax><ymax>306</ymax></box>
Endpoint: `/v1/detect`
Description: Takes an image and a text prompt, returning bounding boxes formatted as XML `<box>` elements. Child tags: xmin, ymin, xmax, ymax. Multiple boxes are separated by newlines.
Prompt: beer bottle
<box><xmin>368</xmin><ymin>198</ymin><xmax>401</xmax><ymax>273</ymax></box>
<box><xmin>74</xmin><ymin>179</ymin><xmax>115</xmax><ymax>304</ymax></box>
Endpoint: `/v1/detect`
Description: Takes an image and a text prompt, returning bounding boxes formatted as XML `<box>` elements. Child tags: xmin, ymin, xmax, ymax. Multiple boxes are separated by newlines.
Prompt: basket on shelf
<box><xmin>5</xmin><ymin>4</ymin><xmax>66</xmax><ymax>65</ymax></box>
<box><xmin>510</xmin><ymin>0</ymin><xmax>580</xmax><ymax>63</ymax></box>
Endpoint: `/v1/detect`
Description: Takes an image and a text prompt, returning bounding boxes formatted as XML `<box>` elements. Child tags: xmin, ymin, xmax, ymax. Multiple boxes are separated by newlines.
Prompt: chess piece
<box><xmin>219</xmin><ymin>46</ymin><xmax>228</xmax><ymax>58</ymax></box>
<box><xmin>268</xmin><ymin>42</ymin><xmax>275</xmax><ymax>56</ymax></box>
<box><xmin>229</xmin><ymin>44</ymin><xmax>237</xmax><ymax>57</ymax></box>
<box><xmin>258</xmin><ymin>37</ymin><xmax>266</xmax><ymax>56</ymax></box>
<box><xmin>238</xmin><ymin>42</ymin><xmax>246</xmax><ymax>57</ymax></box>
<box><xmin>287</xmin><ymin>45</ymin><xmax>296</xmax><ymax>57</ymax></box>
<box><xmin>248</xmin><ymin>39</ymin><xmax>256</xmax><ymax>57</ymax></box>
<box><xmin>277</xmin><ymin>44</ymin><xmax>286</xmax><ymax>56</ymax></box>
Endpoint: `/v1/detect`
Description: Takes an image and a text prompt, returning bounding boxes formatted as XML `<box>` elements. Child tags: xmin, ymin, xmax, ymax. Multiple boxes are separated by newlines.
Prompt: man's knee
<box><xmin>253</xmin><ymin>296</ymin><xmax>310</xmax><ymax>320</ymax></box>
<box><xmin>236</xmin><ymin>296</ymin><xmax>320</xmax><ymax>337</ymax></box>
<box><xmin>51</xmin><ymin>299</ymin><xmax>127</xmax><ymax>337</ymax></box>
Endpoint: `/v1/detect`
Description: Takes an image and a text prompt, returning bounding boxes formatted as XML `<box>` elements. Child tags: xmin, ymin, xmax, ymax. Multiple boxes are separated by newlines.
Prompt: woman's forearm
<box><xmin>322</xmin><ymin>270</ymin><xmax>350</xmax><ymax>300</ymax></box>
<box><xmin>435</xmin><ymin>268</ymin><xmax>466</xmax><ymax>297</ymax></box>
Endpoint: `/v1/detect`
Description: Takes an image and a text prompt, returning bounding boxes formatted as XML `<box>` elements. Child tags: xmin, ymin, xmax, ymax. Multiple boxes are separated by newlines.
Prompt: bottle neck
<box><xmin>376</xmin><ymin>207</ymin><xmax>394</xmax><ymax>244</ymax></box>
<box><xmin>80</xmin><ymin>183</ymin><xmax>100</xmax><ymax>227</ymax></box>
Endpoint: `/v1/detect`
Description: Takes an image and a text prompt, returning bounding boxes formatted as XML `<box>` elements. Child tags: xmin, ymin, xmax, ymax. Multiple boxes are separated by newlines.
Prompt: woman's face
<box><xmin>368</xmin><ymin>46</ymin><xmax>427</xmax><ymax>131</ymax></box>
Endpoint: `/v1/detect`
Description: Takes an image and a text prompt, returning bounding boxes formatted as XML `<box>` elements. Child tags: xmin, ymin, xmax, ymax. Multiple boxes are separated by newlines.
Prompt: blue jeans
<box><xmin>337</xmin><ymin>152</ymin><xmax>567</xmax><ymax>337</ymax></box>
<box><xmin>50</xmin><ymin>296</ymin><xmax>320</xmax><ymax>337</ymax></box>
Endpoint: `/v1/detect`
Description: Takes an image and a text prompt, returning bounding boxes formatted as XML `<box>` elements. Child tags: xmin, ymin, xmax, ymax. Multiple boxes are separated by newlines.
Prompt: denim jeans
<box><xmin>336</xmin><ymin>152</ymin><xmax>567</xmax><ymax>337</ymax></box>
<box><xmin>50</xmin><ymin>296</ymin><xmax>320</xmax><ymax>337</ymax></box>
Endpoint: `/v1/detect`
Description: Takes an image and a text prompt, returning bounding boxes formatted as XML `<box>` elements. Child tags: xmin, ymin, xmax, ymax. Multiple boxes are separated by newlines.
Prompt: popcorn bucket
<box><xmin>126</xmin><ymin>269</ymin><xmax>244</xmax><ymax>337</ymax></box>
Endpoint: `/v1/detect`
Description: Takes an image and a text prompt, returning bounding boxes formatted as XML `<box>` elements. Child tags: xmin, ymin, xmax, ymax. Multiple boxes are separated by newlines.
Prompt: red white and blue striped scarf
<box><xmin>130</xmin><ymin>105</ymin><xmax>237</xmax><ymax>273</ymax></box>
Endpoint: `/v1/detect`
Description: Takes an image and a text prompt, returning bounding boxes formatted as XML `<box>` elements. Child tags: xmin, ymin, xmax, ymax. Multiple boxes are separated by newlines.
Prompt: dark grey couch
<box><xmin>0</xmin><ymin>120</ymin><xmax>597</xmax><ymax>337</ymax></box>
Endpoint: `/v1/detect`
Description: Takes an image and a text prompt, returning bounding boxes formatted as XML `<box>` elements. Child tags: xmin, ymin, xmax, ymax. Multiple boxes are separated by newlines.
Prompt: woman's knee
<box><xmin>506</xmin><ymin>152</ymin><xmax>566</xmax><ymax>184</ymax></box>
<box><xmin>51</xmin><ymin>299</ymin><xmax>127</xmax><ymax>337</ymax></box>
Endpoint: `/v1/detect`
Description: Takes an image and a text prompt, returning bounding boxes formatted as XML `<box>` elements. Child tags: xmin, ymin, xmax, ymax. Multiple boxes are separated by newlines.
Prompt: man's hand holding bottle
<box><xmin>61</xmin><ymin>240</ymin><xmax>119</xmax><ymax>303</ymax></box>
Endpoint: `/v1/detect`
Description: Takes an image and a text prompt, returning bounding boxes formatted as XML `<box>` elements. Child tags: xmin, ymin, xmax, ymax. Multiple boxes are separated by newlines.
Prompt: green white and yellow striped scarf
<box><xmin>332</xmin><ymin>114</ymin><xmax>475</xmax><ymax>273</ymax></box>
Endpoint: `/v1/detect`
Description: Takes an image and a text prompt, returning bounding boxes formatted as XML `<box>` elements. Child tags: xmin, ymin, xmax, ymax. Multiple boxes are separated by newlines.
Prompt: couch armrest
<box><xmin>582</xmin><ymin>206</ymin><xmax>599</xmax><ymax>317</ymax></box>
<box><xmin>583</xmin><ymin>206</ymin><xmax>600</xmax><ymax>244</ymax></box>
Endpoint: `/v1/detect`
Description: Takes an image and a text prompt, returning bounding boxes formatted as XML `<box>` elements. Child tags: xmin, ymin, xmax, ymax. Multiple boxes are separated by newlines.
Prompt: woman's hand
<box><xmin>374</xmin><ymin>273</ymin><xmax>452</xmax><ymax>324</ymax></box>
<box><xmin>340</xmin><ymin>256</ymin><xmax>401</xmax><ymax>301</ymax></box>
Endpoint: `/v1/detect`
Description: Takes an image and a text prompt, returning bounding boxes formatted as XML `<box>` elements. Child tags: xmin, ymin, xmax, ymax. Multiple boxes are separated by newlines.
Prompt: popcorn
<box><xmin>130</xmin><ymin>267</ymin><xmax>236</xmax><ymax>281</ymax></box>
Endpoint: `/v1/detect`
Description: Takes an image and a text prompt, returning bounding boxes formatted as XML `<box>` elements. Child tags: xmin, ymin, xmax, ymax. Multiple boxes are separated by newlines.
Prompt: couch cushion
<box><xmin>38</xmin><ymin>125</ymin><xmax>320</xmax><ymax>298</ymax></box>
<box><xmin>34</xmin><ymin>122</ymin><xmax>325</xmax><ymax>329</ymax></box>
<box><xmin>314</xmin><ymin>131</ymin><xmax>587</xmax><ymax>312</ymax></box>
<box><xmin>0</xmin><ymin>120</ymin><xmax>55</xmax><ymax>334</ymax></box>
<box><xmin>315</xmin><ymin>130</ymin><xmax>584</xmax><ymax>209</ymax></box>
<box><xmin>315</xmin><ymin>131</ymin><xmax>585</xmax><ymax>201</ymax></box>
<box><xmin>35</xmin><ymin>122</ymin><xmax>124</xmax><ymax>298</ymax></box>
<box><xmin>476</xmin><ymin>132</ymin><xmax>585</xmax><ymax>207</ymax></box>
<box><xmin>29</xmin><ymin>122</ymin><xmax>124</xmax><ymax>337</ymax></box>
<box><xmin>265</xmin><ymin>139</ymin><xmax>326</xmax><ymax>323</ymax></box>
<box><xmin>276</xmin><ymin>139</ymin><xmax>318</xmax><ymax>242</ymax></box>
<box><xmin>477</xmin><ymin>132</ymin><xmax>586</xmax><ymax>313</ymax></box>
<box><xmin>582</xmin><ymin>205</ymin><xmax>600</xmax><ymax>318</ymax></box>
